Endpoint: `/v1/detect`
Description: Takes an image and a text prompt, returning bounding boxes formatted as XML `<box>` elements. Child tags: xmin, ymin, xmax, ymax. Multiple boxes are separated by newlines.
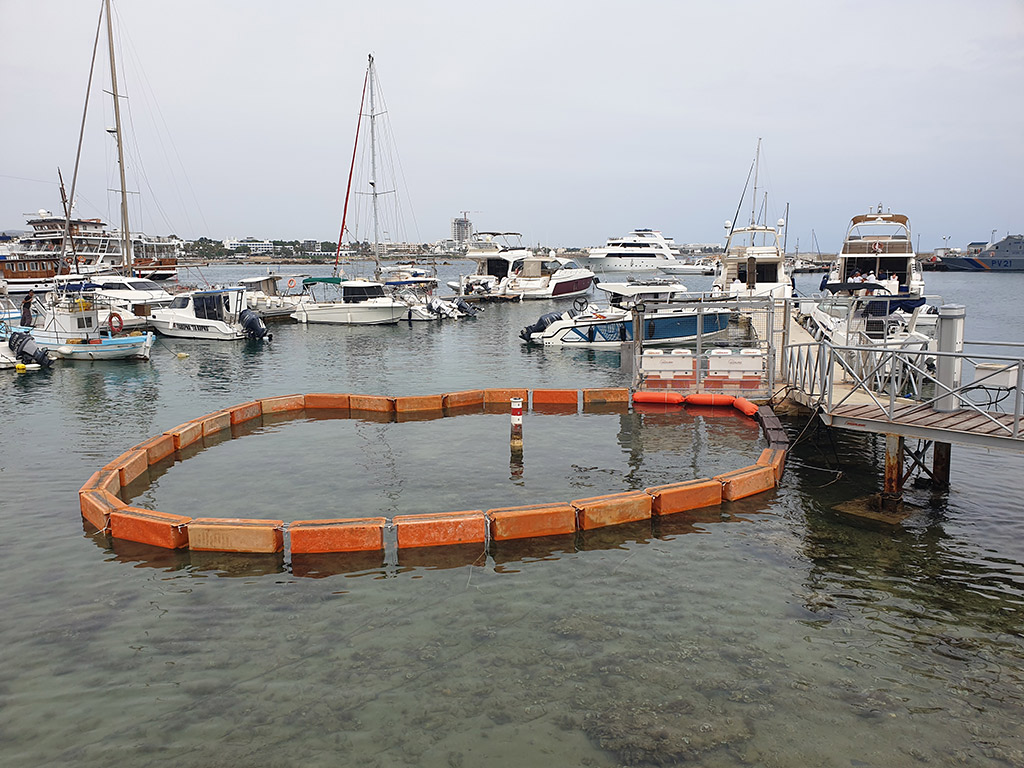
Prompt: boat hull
<box><xmin>580</xmin><ymin>257</ymin><xmax>677</xmax><ymax>273</ymax></box>
<box><xmin>939</xmin><ymin>256</ymin><xmax>1024</xmax><ymax>272</ymax></box>
<box><xmin>525</xmin><ymin>308</ymin><xmax>731</xmax><ymax>348</ymax></box>
<box><xmin>2</xmin><ymin>325</ymin><xmax>154</xmax><ymax>360</ymax></box>
<box><xmin>149</xmin><ymin>317</ymin><xmax>246</xmax><ymax>340</ymax></box>
<box><xmin>292</xmin><ymin>301</ymin><xmax>404</xmax><ymax>325</ymax></box>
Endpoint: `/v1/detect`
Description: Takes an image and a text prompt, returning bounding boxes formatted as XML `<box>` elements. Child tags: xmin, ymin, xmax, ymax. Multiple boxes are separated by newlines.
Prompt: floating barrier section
<box><xmin>80</xmin><ymin>389</ymin><xmax>787</xmax><ymax>557</ymax></box>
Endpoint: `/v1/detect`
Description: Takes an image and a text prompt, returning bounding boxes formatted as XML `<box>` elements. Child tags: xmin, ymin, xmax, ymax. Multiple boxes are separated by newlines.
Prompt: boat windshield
<box><xmin>128</xmin><ymin>280</ymin><xmax>161</xmax><ymax>291</ymax></box>
<box><xmin>342</xmin><ymin>284</ymin><xmax>386</xmax><ymax>302</ymax></box>
<box><xmin>169</xmin><ymin>296</ymin><xmax>190</xmax><ymax>309</ymax></box>
<box><xmin>193</xmin><ymin>293</ymin><xmax>229</xmax><ymax>321</ymax></box>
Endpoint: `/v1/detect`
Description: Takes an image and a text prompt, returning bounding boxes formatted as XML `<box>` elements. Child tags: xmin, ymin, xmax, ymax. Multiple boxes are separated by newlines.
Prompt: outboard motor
<box><xmin>453</xmin><ymin>297</ymin><xmax>479</xmax><ymax>317</ymax></box>
<box><xmin>239</xmin><ymin>308</ymin><xmax>269</xmax><ymax>340</ymax></box>
<box><xmin>519</xmin><ymin>311</ymin><xmax>570</xmax><ymax>343</ymax></box>
<box><xmin>8</xmin><ymin>331</ymin><xmax>51</xmax><ymax>368</ymax></box>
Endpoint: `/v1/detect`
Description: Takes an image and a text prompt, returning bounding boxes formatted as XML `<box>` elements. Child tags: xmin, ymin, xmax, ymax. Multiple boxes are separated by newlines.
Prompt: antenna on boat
<box><xmin>105</xmin><ymin>0</ymin><xmax>133</xmax><ymax>271</ymax></box>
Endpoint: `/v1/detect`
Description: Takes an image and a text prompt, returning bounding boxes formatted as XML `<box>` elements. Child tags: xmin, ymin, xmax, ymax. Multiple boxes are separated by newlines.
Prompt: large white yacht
<box><xmin>577</xmin><ymin>229</ymin><xmax>682</xmax><ymax>274</ymax></box>
<box><xmin>824</xmin><ymin>207</ymin><xmax>924</xmax><ymax>296</ymax></box>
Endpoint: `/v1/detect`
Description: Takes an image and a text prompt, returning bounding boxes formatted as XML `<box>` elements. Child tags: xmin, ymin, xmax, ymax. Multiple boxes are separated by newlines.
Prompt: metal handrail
<box><xmin>784</xmin><ymin>339</ymin><xmax>1024</xmax><ymax>439</ymax></box>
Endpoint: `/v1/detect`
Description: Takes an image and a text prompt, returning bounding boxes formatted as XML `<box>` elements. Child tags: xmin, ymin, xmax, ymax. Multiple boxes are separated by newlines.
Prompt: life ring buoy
<box><xmin>871</xmin><ymin>241</ymin><xmax>884</xmax><ymax>254</ymax></box>
<box><xmin>108</xmin><ymin>312</ymin><xmax>123</xmax><ymax>334</ymax></box>
<box><xmin>287</xmin><ymin>278</ymin><xmax>297</xmax><ymax>289</ymax></box>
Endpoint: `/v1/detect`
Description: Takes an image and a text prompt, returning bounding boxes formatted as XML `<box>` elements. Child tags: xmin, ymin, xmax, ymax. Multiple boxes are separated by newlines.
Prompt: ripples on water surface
<box><xmin>2</xmin><ymin>266</ymin><xmax>1023</xmax><ymax>767</ymax></box>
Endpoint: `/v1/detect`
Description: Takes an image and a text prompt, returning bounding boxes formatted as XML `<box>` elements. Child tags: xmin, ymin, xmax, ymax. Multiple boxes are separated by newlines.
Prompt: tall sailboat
<box><xmin>1</xmin><ymin>0</ymin><xmax>156</xmax><ymax>362</ymax></box>
<box><xmin>294</xmin><ymin>54</ymin><xmax>414</xmax><ymax>325</ymax></box>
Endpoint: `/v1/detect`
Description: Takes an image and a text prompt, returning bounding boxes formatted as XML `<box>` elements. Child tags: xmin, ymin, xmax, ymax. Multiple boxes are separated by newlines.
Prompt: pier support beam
<box><xmin>882</xmin><ymin>433</ymin><xmax>905</xmax><ymax>513</ymax></box>
<box><xmin>932</xmin><ymin>442</ymin><xmax>951</xmax><ymax>489</ymax></box>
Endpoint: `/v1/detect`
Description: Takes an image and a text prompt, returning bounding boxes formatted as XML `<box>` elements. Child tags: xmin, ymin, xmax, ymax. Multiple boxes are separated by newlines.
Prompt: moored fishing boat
<box><xmin>239</xmin><ymin>274</ymin><xmax>310</xmax><ymax>320</ymax></box>
<box><xmin>1</xmin><ymin>289</ymin><xmax>154</xmax><ymax>361</ymax></box>
<box><xmin>149</xmin><ymin>287</ymin><xmax>269</xmax><ymax>340</ymax></box>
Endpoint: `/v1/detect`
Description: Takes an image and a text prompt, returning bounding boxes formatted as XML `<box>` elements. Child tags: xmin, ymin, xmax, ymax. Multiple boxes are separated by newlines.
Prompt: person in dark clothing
<box><xmin>20</xmin><ymin>291</ymin><xmax>35</xmax><ymax>327</ymax></box>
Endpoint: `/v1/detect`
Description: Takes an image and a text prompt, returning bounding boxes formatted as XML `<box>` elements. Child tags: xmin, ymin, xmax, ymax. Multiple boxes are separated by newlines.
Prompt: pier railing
<box><xmin>783</xmin><ymin>338</ymin><xmax>1024</xmax><ymax>439</ymax></box>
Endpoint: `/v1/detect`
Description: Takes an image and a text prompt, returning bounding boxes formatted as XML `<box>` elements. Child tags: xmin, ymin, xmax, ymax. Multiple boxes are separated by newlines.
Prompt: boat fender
<box><xmin>732</xmin><ymin>397</ymin><xmax>759</xmax><ymax>417</ymax></box>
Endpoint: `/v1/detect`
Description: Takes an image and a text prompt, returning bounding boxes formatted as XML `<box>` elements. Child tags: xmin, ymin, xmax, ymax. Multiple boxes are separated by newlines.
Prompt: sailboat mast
<box><xmin>782</xmin><ymin>201</ymin><xmax>790</xmax><ymax>254</ymax></box>
<box><xmin>334</xmin><ymin>60</ymin><xmax>369</xmax><ymax>274</ymax></box>
<box><xmin>61</xmin><ymin>2</ymin><xmax>105</xmax><ymax>277</ymax></box>
<box><xmin>104</xmin><ymin>0</ymin><xmax>132</xmax><ymax>271</ymax></box>
<box><xmin>368</xmin><ymin>54</ymin><xmax>380</xmax><ymax>261</ymax></box>
<box><xmin>749</xmin><ymin>137</ymin><xmax>761</xmax><ymax>227</ymax></box>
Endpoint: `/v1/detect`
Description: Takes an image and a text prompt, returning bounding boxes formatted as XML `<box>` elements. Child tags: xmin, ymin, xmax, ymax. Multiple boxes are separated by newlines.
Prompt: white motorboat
<box><xmin>801</xmin><ymin>207</ymin><xmax>938</xmax><ymax>349</ymax></box>
<box><xmin>821</xmin><ymin>207</ymin><xmax>925</xmax><ymax>297</ymax></box>
<box><xmin>577</xmin><ymin>229</ymin><xmax>684</xmax><ymax>273</ymax></box>
<box><xmin>238</xmin><ymin>274</ymin><xmax>310</xmax><ymax>320</ymax></box>
<box><xmin>291</xmin><ymin>277</ymin><xmax>406</xmax><ymax>325</ymax></box>
<box><xmin>711</xmin><ymin>140</ymin><xmax>794</xmax><ymax>300</ymax></box>
<box><xmin>451</xmin><ymin>234</ymin><xmax>594</xmax><ymax>299</ymax></box>
<box><xmin>520</xmin><ymin>279</ymin><xmax>732</xmax><ymax>347</ymax></box>
<box><xmin>1</xmin><ymin>289</ymin><xmax>154</xmax><ymax>361</ymax></box>
<box><xmin>659</xmin><ymin>257</ymin><xmax>717</xmax><ymax>276</ymax></box>
<box><xmin>150</xmin><ymin>287</ymin><xmax>269</xmax><ymax>340</ymax></box>
<box><xmin>83</xmin><ymin>274</ymin><xmax>174</xmax><ymax>329</ymax></box>
<box><xmin>711</xmin><ymin>219</ymin><xmax>793</xmax><ymax>299</ymax></box>
<box><xmin>389</xmin><ymin>283</ymin><xmax>477</xmax><ymax>322</ymax></box>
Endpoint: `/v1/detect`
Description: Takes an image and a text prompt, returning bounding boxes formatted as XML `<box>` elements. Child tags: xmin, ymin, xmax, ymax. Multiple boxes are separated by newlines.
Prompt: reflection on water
<box><xmin>1</xmin><ymin>264</ymin><xmax>1023</xmax><ymax>767</ymax></box>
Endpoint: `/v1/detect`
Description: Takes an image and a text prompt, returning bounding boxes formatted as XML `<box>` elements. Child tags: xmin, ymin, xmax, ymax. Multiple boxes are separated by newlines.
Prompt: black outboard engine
<box><xmin>8</xmin><ymin>331</ymin><xmax>51</xmax><ymax>368</ymax></box>
<box><xmin>519</xmin><ymin>311</ymin><xmax>570</xmax><ymax>343</ymax></box>
<box><xmin>239</xmin><ymin>308</ymin><xmax>269</xmax><ymax>340</ymax></box>
<box><xmin>454</xmin><ymin>297</ymin><xmax>479</xmax><ymax>317</ymax></box>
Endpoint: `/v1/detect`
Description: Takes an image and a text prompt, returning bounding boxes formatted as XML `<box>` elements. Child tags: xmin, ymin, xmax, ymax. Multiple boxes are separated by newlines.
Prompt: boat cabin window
<box><xmin>129</xmin><ymin>280</ymin><xmax>161</xmax><ymax>291</ymax></box>
<box><xmin>169</xmin><ymin>295</ymin><xmax>191</xmax><ymax>309</ymax></box>
<box><xmin>342</xmin><ymin>284</ymin><xmax>386</xmax><ymax>302</ymax></box>
<box><xmin>842</xmin><ymin>257</ymin><xmax>908</xmax><ymax>284</ymax></box>
<box><xmin>193</xmin><ymin>293</ymin><xmax>229</xmax><ymax>321</ymax></box>
<box><xmin>485</xmin><ymin>258</ymin><xmax>511</xmax><ymax>279</ymax></box>
<box><xmin>736</xmin><ymin>262</ymin><xmax>781</xmax><ymax>284</ymax></box>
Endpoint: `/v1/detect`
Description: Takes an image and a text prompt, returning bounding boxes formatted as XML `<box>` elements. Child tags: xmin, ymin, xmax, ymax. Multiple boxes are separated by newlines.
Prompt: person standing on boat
<box><xmin>20</xmin><ymin>290</ymin><xmax>35</xmax><ymax>327</ymax></box>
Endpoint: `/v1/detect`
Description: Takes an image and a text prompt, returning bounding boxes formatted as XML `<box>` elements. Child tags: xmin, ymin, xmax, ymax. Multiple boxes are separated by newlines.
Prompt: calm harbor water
<box><xmin>2</xmin><ymin>264</ymin><xmax>1023</xmax><ymax>767</ymax></box>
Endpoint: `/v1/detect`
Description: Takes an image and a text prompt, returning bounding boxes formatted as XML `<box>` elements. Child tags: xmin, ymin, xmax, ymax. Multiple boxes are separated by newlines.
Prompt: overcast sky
<box><xmin>1</xmin><ymin>0</ymin><xmax>1021</xmax><ymax>251</ymax></box>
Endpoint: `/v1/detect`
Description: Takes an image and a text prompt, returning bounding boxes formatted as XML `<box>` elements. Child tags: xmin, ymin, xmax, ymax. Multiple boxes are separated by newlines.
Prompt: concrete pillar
<box><xmin>934</xmin><ymin>304</ymin><xmax>966</xmax><ymax>412</ymax></box>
